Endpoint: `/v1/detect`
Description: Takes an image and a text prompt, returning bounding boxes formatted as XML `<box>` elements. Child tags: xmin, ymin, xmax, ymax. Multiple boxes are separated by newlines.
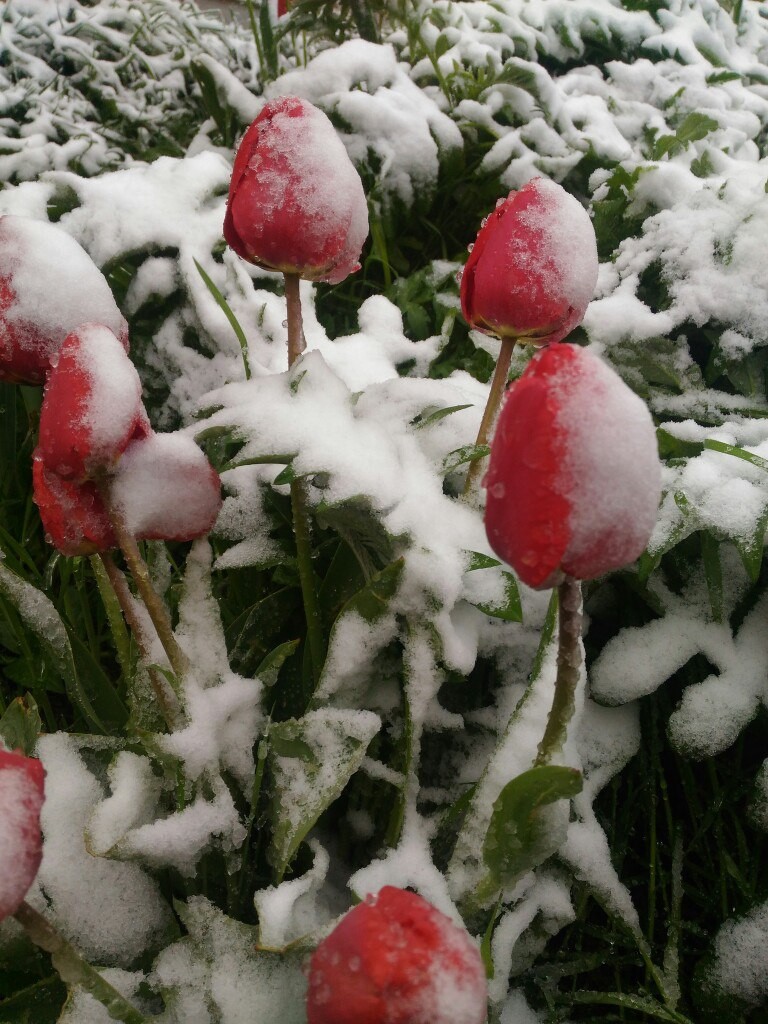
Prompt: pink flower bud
<box><xmin>484</xmin><ymin>344</ymin><xmax>662</xmax><ymax>589</ymax></box>
<box><xmin>224</xmin><ymin>97</ymin><xmax>369</xmax><ymax>284</ymax></box>
<box><xmin>306</xmin><ymin>886</ymin><xmax>487</xmax><ymax>1024</ymax></box>
<box><xmin>37</xmin><ymin>324</ymin><xmax>150</xmax><ymax>482</ymax></box>
<box><xmin>0</xmin><ymin>749</ymin><xmax>45</xmax><ymax>920</ymax></box>
<box><xmin>460</xmin><ymin>178</ymin><xmax>598</xmax><ymax>345</ymax></box>
<box><xmin>0</xmin><ymin>216</ymin><xmax>128</xmax><ymax>385</ymax></box>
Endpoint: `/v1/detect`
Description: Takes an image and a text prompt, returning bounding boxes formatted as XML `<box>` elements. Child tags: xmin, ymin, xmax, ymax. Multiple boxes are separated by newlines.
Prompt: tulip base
<box><xmin>535</xmin><ymin>575</ymin><xmax>582</xmax><ymax>765</ymax></box>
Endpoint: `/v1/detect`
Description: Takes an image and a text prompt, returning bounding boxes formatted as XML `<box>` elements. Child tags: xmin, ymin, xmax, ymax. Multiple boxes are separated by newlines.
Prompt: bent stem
<box><xmin>283</xmin><ymin>272</ymin><xmax>325</xmax><ymax>690</ymax></box>
<box><xmin>97</xmin><ymin>479</ymin><xmax>188</xmax><ymax>686</ymax></box>
<box><xmin>14</xmin><ymin>901</ymin><xmax>147</xmax><ymax>1024</ymax></box>
<box><xmin>463</xmin><ymin>335</ymin><xmax>516</xmax><ymax>497</ymax></box>
<box><xmin>97</xmin><ymin>553</ymin><xmax>182</xmax><ymax>729</ymax></box>
<box><xmin>534</xmin><ymin>575</ymin><xmax>582</xmax><ymax>766</ymax></box>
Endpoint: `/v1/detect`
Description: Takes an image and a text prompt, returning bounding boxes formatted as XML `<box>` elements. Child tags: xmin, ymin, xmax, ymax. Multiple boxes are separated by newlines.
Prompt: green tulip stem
<box><xmin>13</xmin><ymin>901</ymin><xmax>148</xmax><ymax>1024</ymax></box>
<box><xmin>97</xmin><ymin>479</ymin><xmax>188</xmax><ymax>688</ymax></box>
<box><xmin>463</xmin><ymin>335</ymin><xmax>516</xmax><ymax>497</ymax></box>
<box><xmin>97</xmin><ymin>553</ymin><xmax>181</xmax><ymax>729</ymax></box>
<box><xmin>284</xmin><ymin>273</ymin><xmax>305</xmax><ymax>368</ymax></box>
<box><xmin>534</xmin><ymin>575</ymin><xmax>583</xmax><ymax>766</ymax></box>
<box><xmin>283</xmin><ymin>272</ymin><xmax>325</xmax><ymax>692</ymax></box>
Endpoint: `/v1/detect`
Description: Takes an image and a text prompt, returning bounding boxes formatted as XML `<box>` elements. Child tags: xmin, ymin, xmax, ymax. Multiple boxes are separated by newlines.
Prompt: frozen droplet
<box><xmin>44</xmin><ymin>533</ymin><xmax>53</xmax><ymax>546</ymax></box>
<box><xmin>489</xmin><ymin>482</ymin><xmax>506</xmax><ymax>499</ymax></box>
<box><xmin>467</xmin><ymin>242</ymin><xmax>474</xmax><ymax>253</ymax></box>
<box><xmin>49</xmin><ymin>353</ymin><xmax>59</xmax><ymax>368</ymax></box>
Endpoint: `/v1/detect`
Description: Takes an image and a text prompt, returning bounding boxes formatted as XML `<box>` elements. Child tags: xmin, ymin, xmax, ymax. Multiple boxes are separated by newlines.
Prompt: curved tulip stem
<box><xmin>97</xmin><ymin>479</ymin><xmax>188</xmax><ymax>687</ymax></box>
<box><xmin>13</xmin><ymin>901</ymin><xmax>147</xmax><ymax>1024</ymax></box>
<box><xmin>97</xmin><ymin>553</ymin><xmax>182</xmax><ymax>729</ymax></box>
<box><xmin>463</xmin><ymin>336</ymin><xmax>516</xmax><ymax>497</ymax></box>
<box><xmin>282</xmin><ymin>271</ymin><xmax>324</xmax><ymax>693</ymax></box>
<box><xmin>284</xmin><ymin>273</ymin><xmax>305</xmax><ymax>368</ymax></box>
<box><xmin>534</xmin><ymin>575</ymin><xmax>582</xmax><ymax>766</ymax></box>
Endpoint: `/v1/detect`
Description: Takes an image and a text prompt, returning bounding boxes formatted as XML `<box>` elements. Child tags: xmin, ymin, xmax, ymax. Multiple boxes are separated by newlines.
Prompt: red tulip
<box><xmin>224</xmin><ymin>96</ymin><xmax>369</xmax><ymax>284</ymax></box>
<box><xmin>460</xmin><ymin>178</ymin><xmax>598</xmax><ymax>345</ymax></box>
<box><xmin>37</xmin><ymin>324</ymin><xmax>150</xmax><ymax>482</ymax></box>
<box><xmin>484</xmin><ymin>344</ymin><xmax>661</xmax><ymax>589</ymax></box>
<box><xmin>0</xmin><ymin>749</ymin><xmax>45</xmax><ymax>920</ymax></box>
<box><xmin>0</xmin><ymin>216</ymin><xmax>128</xmax><ymax>385</ymax></box>
<box><xmin>306</xmin><ymin>886</ymin><xmax>487</xmax><ymax>1024</ymax></box>
<box><xmin>32</xmin><ymin>457</ymin><xmax>116</xmax><ymax>556</ymax></box>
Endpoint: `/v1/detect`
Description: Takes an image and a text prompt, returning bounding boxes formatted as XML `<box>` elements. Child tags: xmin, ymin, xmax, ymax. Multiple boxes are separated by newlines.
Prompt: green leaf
<box><xmin>441</xmin><ymin>444</ymin><xmax>490</xmax><ymax>475</ymax></box>
<box><xmin>0</xmin><ymin>563</ymin><xmax>107</xmax><ymax>733</ymax></box>
<box><xmin>194</xmin><ymin>259</ymin><xmax>251</xmax><ymax>380</ymax></box>
<box><xmin>254</xmin><ymin>639</ymin><xmax>301</xmax><ymax>687</ymax></box>
<box><xmin>734</xmin><ymin>503</ymin><xmax>768</xmax><ymax>582</ymax></box>
<box><xmin>465</xmin><ymin>551</ymin><xmax>502</xmax><ymax>571</ymax></box>
<box><xmin>411</xmin><ymin>404</ymin><xmax>472</xmax><ymax>429</ymax></box>
<box><xmin>470</xmin><ymin>571</ymin><xmax>522</xmax><ymax>622</ymax></box>
<box><xmin>0</xmin><ymin>694</ymin><xmax>42</xmax><ymax>755</ymax></box>
<box><xmin>335</xmin><ymin>557</ymin><xmax>405</xmax><ymax>624</ymax></box>
<box><xmin>651</xmin><ymin>112</ymin><xmax>719</xmax><ymax>159</ymax></box>
<box><xmin>268</xmin><ymin>709</ymin><xmax>380</xmax><ymax>879</ymax></box>
<box><xmin>703</xmin><ymin>438</ymin><xmax>768</xmax><ymax>472</ymax></box>
<box><xmin>700</xmin><ymin>532</ymin><xmax>723</xmax><ymax>622</ymax></box>
<box><xmin>480</xmin><ymin>765</ymin><xmax>583</xmax><ymax>893</ymax></box>
<box><xmin>315</xmin><ymin>495</ymin><xmax>397</xmax><ymax>576</ymax></box>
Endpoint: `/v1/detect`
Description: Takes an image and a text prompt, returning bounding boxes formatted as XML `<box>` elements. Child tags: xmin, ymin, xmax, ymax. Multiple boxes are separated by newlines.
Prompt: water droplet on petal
<box><xmin>467</xmin><ymin>242</ymin><xmax>474</xmax><ymax>253</ymax></box>
<box><xmin>481</xmin><ymin>216</ymin><xmax>489</xmax><ymax>227</ymax></box>
<box><xmin>489</xmin><ymin>482</ymin><xmax>506</xmax><ymax>499</ymax></box>
<box><xmin>49</xmin><ymin>353</ymin><xmax>59</xmax><ymax>368</ymax></box>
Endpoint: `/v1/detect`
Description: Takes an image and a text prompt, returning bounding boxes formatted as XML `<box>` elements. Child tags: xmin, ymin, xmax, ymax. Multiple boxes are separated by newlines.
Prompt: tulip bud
<box><xmin>0</xmin><ymin>749</ymin><xmax>45</xmax><ymax>920</ymax></box>
<box><xmin>461</xmin><ymin>178</ymin><xmax>598</xmax><ymax>345</ymax></box>
<box><xmin>32</xmin><ymin>457</ymin><xmax>116</xmax><ymax>556</ymax></box>
<box><xmin>0</xmin><ymin>216</ymin><xmax>128</xmax><ymax>385</ymax></box>
<box><xmin>484</xmin><ymin>344</ymin><xmax>662</xmax><ymax>589</ymax></box>
<box><xmin>306</xmin><ymin>886</ymin><xmax>487</xmax><ymax>1024</ymax></box>
<box><xmin>224</xmin><ymin>96</ymin><xmax>369</xmax><ymax>284</ymax></box>
<box><xmin>37</xmin><ymin>324</ymin><xmax>150</xmax><ymax>482</ymax></box>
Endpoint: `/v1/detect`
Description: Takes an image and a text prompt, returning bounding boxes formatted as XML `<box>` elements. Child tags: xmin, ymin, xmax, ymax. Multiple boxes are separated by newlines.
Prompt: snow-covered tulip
<box><xmin>484</xmin><ymin>343</ymin><xmax>662</xmax><ymax>589</ymax></box>
<box><xmin>0</xmin><ymin>749</ymin><xmax>45</xmax><ymax>920</ymax></box>
<box><xmin>224</xmin><ymin>96</ymin><xmax>369</xmax><ymax>285</ymax></box>
<box><xmin>0</xmin><ymin>216</ymin><xmax>128</xmax><ymax>385</ymax></box>
<box><xmin>37</xmin><ymin>324</ymin><xmax>150</xmax><ymax>482</ymax></box>
<box><xmin>110</xmin><ymin>432</ymin><xmax>222</xmax><ymax>542</ymax></box>
<box><xmin>306</xmin><ymin>886</ymin><xmax>487</xmax><ymax>1024</ymax></box>
<box><xmin>460</xmin><ymin>178</ymin><xmax>598</xmax><ymax>345</ymax></box>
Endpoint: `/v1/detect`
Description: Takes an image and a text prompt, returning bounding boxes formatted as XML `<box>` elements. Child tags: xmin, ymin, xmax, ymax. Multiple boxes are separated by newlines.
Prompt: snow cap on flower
<box><xmin>0</xmin><ymin>216</ymin><xmax>128</xmax><ymax>385</ymax></box>
<box><xmin>0</xmin><ymin>748</ymin><xmax>45</xmax><ymax>920</ymax></box>
<box><xmin>484</xmin><ymin>344</ymin><xmax>662</xmax><ymax>589</ymax></box>
<box><xmin>37</xmin><ymin>324</ymin><xmax>150</xmax><ymax>482</ymax></box>
<box><xmin>306</xmin><ymin>886</ymin><xmax>487</xmax><ymax>1024</ymax></box>
<box><xmin>110</xmin><ymin>432</ymin><xmax>222</xmax><ymax>542</ymax></box>
<box><xmin>224</xmin><ymin>96</ymin><xmax>369</xmax><ymax>284</ymax></box>
<box><xmin>461</xmin><ymin>178</ymin><xmax>598</xmax><ymax>345</ymax></box>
